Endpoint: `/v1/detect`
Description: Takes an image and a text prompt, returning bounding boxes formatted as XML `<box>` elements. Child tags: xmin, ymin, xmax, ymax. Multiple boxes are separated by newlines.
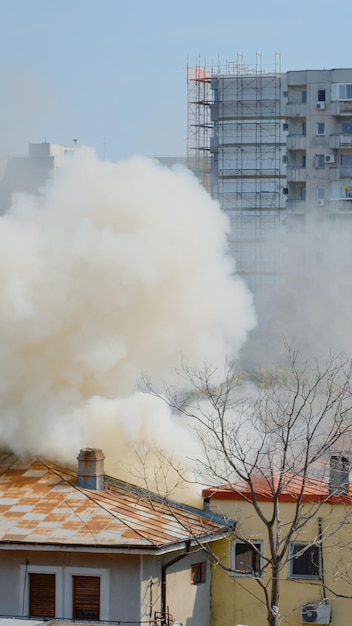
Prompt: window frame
<box><xmin>20</xmin><ymin>565</ymin><xmax>109</xmax><ymax>620</ymax></box>
<box><xmin>316</xmin><ymin>122</ymin><xmax>325</xmax><ymax>136</ymax></box>
<box><xmin>289</xmin><ymin>542</ymin><xmax>321</xmax><ymax>579</ymax></box>
<box><xmin>231</xmin><ymin>540</ymin><xmax>263</xmax><ymax>577</ymax></box>
<box><xmin>20</xmin><ymin>565</ymin><xmax>63</xmax><ymax>618</ymax></box>
<box><xmin>64</xmin><ymin>567</ymin><xmax>109</xmax><ymax>621</ymax></box>
<box><xmin>332</xmin><ymin>83</ymin><xmax>352</xmax><ymax>101</ymax></box>
<box><xmin>317</xmin><ymin>187</ymin><xmax>325</xmax><ymax>202</ymax></box>
<box><xmin>315</xmin><ymin>154</ymin><xmax>325</xmax><ymax>169</ymax></box>
<box><xmin>191</xmin><ymin>561</ymin><xmax>206</xmax><ymax>585</ymax></box>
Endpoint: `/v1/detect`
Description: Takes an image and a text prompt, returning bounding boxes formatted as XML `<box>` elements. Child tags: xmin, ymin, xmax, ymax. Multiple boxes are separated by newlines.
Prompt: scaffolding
<box><xmin>187</xmin><ymin>53</ymin><xmax>286</xmax><ymax>309</ymax></box>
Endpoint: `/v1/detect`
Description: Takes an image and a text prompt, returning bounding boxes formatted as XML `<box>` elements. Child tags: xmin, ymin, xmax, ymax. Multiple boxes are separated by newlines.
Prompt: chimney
<box><xmin>329</xmin><ymin>455</ymin><xmax>350</xmax><ymax>496</ymax></box>
<box><xmin>77</xmin><ymin>448</ymin><xmax>105</xmax><ymax>490</ymax></box>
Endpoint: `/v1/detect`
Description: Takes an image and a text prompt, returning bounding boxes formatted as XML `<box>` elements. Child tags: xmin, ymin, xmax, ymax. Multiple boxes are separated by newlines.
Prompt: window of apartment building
<box><xmin>300</xmin><ymin>186</ymin><xmax>306</xmax><ymax>201</ymax></box>
<box><xmin>317</xmin><ymin>89</ymin><xmax>326</xmax><ymax>102</ymax></box>
<box><xmin>232</xmin><ymin>541</ymin><xmax>262</xmax><ymax>576</ymax></box>
<box><xmin>191</xmin><ymin>561</ymin><xmax>206</xmax><ymax>584</ymax></box>
<box><xmin>302</xmin><ymin>154</ymin><xmax>306</xmax><ymax>168</ymax></box>
<box><xmin>316</xmin><ymin>187</ymin><xmax>325</xmax><ymax>205</ymax></box>
<box><xmin>302</xmin><ymin>121</ymin><xmax>306</xmax><ymax>136</ymax></box>
<box><xmin>301</xmin><ymin>90</ymin><xmax>307</xmax><ymax>103</ymax></box>
<box><xmin>340</xmin><ymin>155</ymin><xmax>352</xmax><ymax>178</ymax></box>
<box><xmin>316</xmin><ymin>122</ymin><xmax>325</xmax><ymax>136</ymax></box>
<box><xmin>315</xmin><ymin>154</ymin><xmax>325</xmax><ymax>169</ymax></box>
<box><xmin>29</xmin><ymin>573</ymin><xmax>56</xmax><ymax>618</ymax></box>
<box><xmin>332</xmin><ymin>83</ymin><xmax>352</xmax><ymax>101</ymax></box>
<box><xmin>341</xmin><ymin>121</ymin><xmax>352</xmax><ymax>134</ymax></box>
<box><xmin>341</xmin><ymin>154</ymin><xmax>352</xmax><ymax>167</ymax></box>
<box><xmin>289</xmin><ymin>543</ymin><xmax>321</xmax><ymax>578</ymax></box>
<box><xmin>73</xmin><ymin>576</ymin><xmax>100</xmax><ymax>620</ymax></box>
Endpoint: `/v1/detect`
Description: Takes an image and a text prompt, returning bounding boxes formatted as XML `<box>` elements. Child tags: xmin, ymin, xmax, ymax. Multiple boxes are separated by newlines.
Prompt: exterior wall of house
<box><xmin>165</xmin><ymin>552</ymin><xmax>212</xmax><ymax>626</ymax></box>
<box><xmin>142</xmin><ymin>550</ymin><xmax>212</xmax><ymax>626</ymax></box>
<box><xmin>0</xmin><ymin>548</ymin><xmax>213</xmax><ymax>626</ymax></box>
<box><xmin>0</xmin><ymin>549</ymin><xmax>141</xmax><ymax>621</ymax></box>
<box><xmin>208</xmin><ymin>499</ymin><xmax>352</xmax><ymax>626</ymax></box>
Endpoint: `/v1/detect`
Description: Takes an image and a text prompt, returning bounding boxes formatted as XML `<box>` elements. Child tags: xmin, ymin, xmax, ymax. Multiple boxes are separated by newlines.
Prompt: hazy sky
<box><xmin>1</xmin><ymin>0</ymin><xmax>351</xmax><ymax>161</ymax></box>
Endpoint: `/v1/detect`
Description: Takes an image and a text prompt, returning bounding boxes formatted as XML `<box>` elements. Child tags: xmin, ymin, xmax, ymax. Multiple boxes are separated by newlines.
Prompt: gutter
<box><xmin>0</xmin><ymin>531</ymin><xmax>230</xmax><ymax>556</ymax></box>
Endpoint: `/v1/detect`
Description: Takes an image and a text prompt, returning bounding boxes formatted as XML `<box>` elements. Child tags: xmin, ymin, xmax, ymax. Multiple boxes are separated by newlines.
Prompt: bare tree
<box><xmin>142</xmin><ymin>346</ymin><xmax>352</xmax><ymax>626</ymax></box>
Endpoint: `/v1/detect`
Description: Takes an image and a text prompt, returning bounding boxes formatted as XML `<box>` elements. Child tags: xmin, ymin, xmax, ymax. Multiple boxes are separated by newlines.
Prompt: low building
<box><xmin>0</xmin><ymin>448</ymin><xmax>230</xmax><ymax>625</ymax></box>
<box><xmin>203</xmin><ymin>459</ymin><xmax>352</xmax><ymax>626</ymax></box>
<box><xmin>0</xmin><ymin>142</ymin><xmax>76</xmax><ymax>214</ymax></box>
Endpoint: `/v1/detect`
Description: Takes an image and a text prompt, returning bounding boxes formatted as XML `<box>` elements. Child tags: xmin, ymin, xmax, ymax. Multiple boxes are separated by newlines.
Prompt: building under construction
<box><xmin>187</xmin><ymin>55</ymin><xmax>288</xmax><ymax>318</ymax></box>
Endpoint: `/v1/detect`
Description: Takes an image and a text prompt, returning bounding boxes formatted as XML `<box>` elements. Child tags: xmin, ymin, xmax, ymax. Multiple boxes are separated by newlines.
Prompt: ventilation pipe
<box><xmin>77</xmin><ymin>448</ymin><xmax>105</xmax><ymax>490</ymax></box>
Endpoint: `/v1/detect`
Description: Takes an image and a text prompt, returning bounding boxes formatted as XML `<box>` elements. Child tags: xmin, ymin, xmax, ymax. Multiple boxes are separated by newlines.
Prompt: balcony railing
<box><xmin>330</xmin><ymin>101</ymin><xmax>352</xmax><ymax>116</ymax></box>
<box><xmin>286</xmin><ymin>103</ymin><xmax>307</xmax><ymax>117</ymax></box>
<box><xmin>286</xmin><ymin>135</ymin><xmax>306</xmax><ymax>150</ymax></box>
<box><xmin>329</xmin><ymin>133</ymin><xmax>352</xmax><ymax>148</ymax></box>
<box><xmin>286</xmin><ymin>166</ymin><xmax>306</xmax><ymax>182</ymax></box>
<box><xmin>329</xmin><ymin>167</ymin><xmax>352</xmax><ymax>181</ymax></box>
<box><xmin>285</xmin><ymin>199</ymin><xmax>306</xmax><ymax>213</ymax></box>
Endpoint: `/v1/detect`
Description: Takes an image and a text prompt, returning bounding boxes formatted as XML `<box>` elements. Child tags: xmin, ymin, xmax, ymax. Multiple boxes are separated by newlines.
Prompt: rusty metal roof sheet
<box><xmin>0</xmin><ymin>453</ymin><xmax>229</xmax><ymax>552</ymax></box>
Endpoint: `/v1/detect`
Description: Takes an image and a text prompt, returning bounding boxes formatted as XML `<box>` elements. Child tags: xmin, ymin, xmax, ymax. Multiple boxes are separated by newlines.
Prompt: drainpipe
<box><xmin>161</xmin><ymin>540</ymin><xmax>191</xmax><ymax>619</ymax></box>
<box><xmin>318</xmin><ymin>518</ymin><xmax>327</xmax><ymax>602</ymax></box>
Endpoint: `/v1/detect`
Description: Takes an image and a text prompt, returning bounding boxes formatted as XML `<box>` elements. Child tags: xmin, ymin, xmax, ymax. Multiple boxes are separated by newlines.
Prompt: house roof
<box><xmin>202</xmin><ymin>473</ymin><xmax>352</xmax><ymax>504</ymax></box>
<box><xmin>0</xmin><ymin>452</ymin><xmax>230</xmax><ymax>554</ymax></box>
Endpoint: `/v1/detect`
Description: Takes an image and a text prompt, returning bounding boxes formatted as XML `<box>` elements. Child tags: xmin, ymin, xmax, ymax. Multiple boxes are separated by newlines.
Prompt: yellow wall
<box><xmin>209</xmin><ymin>499</ymin><xmax>352</xmax><ymax>626</ymax></box>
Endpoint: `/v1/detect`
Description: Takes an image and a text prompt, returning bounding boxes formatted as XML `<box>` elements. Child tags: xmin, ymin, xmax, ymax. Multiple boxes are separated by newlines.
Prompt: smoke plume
<box><xmin>0</xmin><ymin>150</ymin><xmax>255</xmax><ymax>487</ymax></box>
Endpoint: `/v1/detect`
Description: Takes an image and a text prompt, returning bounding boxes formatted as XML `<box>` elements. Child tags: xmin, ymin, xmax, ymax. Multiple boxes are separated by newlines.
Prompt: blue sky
<box><xmin>1</xmin><ymin>0</ymin><xmax>351</xmax><ymax>161</ymax></box>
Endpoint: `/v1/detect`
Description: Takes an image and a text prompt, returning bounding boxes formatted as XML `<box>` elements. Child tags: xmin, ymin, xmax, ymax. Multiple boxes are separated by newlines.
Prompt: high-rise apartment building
<box><xmin>285</xmin><ymin>69</ymin><xmax>352</xmax><ymax>228</ymax></box>
<box><xmin>188</xmin><ymin>63</ymin><xmax>352</xmax><ymax>324</ymax></box>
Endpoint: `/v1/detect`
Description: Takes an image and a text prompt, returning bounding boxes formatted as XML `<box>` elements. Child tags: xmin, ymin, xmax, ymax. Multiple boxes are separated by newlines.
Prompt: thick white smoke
<box><xmin>0</xmin><ymin>150</ymin><xmax>255</xmax><ymax>489</ymax></box>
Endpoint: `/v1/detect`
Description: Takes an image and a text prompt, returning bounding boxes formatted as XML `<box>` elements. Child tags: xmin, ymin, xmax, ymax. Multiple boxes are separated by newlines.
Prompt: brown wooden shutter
<box><xmin>29</xmin><ymin>573</ymin><xmax>55</xmax><ymax>617</ymax></box>
<box><xmin>73</xmin><ymin>575</ymin><xmax>100</xmax><ymax>620</ymax></box>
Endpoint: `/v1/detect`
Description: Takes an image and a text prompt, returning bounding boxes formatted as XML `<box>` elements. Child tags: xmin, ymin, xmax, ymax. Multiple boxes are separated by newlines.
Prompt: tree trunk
<box><xmin>267</xmin><ymin>563</ymin><xmax>280</xmax><ymax>626</ymax></box>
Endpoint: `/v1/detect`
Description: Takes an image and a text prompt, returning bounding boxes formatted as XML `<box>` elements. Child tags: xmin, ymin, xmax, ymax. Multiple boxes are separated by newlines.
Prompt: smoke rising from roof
<box><xmin>0</xmin><ymin>150</ymin><xmax>255</xmax><ymax>485</ymax></box>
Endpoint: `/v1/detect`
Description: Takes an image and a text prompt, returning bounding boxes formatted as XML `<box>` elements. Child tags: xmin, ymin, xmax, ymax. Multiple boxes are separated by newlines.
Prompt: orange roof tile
<box><xmin>203</xmin><ymin>472</ymin><xmax>352</xmax><ymax>504</ymax></box>
<box><xmin>0</xmin><ymin>453</ymin><xmax>229</xmax><ymax>552</ymax></box>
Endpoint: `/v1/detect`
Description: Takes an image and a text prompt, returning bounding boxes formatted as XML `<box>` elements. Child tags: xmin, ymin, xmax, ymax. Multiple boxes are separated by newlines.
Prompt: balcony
<box><xmin>329</xmin><ymin>167</ymin><xmax>352</xmax><ymax>181</ymax></box>
<box><xmin>286</xmin><ymin>103</ymin><xmax>307</xmax><ymax>118</ymax></box>
<box><xmin>330</xmin><ymin>198</ymin><xmax>352</xmax><ymax>213</ymax></box>
<box><xmin>286</xmin><ymin>135</ymin><xmax>306</xmax><ymax>150</ymax></box>
<box><xmin>329</xmin><ymin>133</ymin><xmax>352</xmax><ymax>149</ymax></box>
<box><xmin>330</xmin><ymin>101</ymin><xmax>352</xmax><ymax>116</ymax></box>
<box><xmin>285</xmin><ymin>199</ymin><xmax>306</xmax><ymax>213</ymax></box>
<box><xmin>286</xmin><ymin>166</ymin><xmax>306</xmax><ymax>182</ymax></box>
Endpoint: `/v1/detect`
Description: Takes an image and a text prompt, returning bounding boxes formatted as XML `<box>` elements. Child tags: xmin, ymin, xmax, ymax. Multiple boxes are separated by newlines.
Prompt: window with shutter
<box><xmin>29</xmin><ymin>573</ymin><xmax>56</xmax><ymax>618</ymax></box>
<box><xmin>73</xmin><ymin>575</ymin><xmax>100</xmax><ymax>620</ymax></box>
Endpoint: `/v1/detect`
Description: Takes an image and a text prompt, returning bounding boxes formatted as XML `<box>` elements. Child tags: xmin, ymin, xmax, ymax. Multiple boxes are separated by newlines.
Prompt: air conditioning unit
<box><xmin>317</xmin><ymin>199</ymin><xmax>325</xmax><ymax>206</ymax></box>
<box><xmin>316</xmin><ymin>102</ymin><xmax>326</xmax><ymax>110</ymax></box>
<box><xmin>301</xmin><ymin>603</ymin><xmax>331</xmax><ymax>624</ymax></box>
<box><xmin>324</xmin><ymin>154</ymin><xmax>335</xmax><ymax>164</ymax></box>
